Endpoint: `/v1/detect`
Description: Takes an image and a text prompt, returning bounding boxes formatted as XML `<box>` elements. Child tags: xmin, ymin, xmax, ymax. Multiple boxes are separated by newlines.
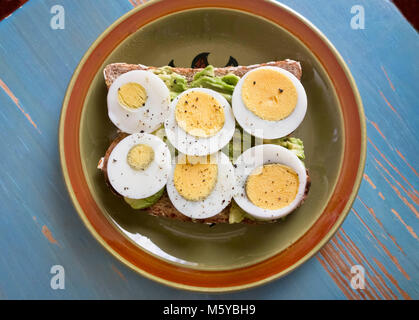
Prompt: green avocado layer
<box><xmin>152</xmin><ymin>65</ymin><xmax>239</xmax><ymax>103</ymax></box>
<box><xmin>265</xmin><ymin>137</ymin><xmax>305</xmax><ymax>161</ymax></box>
<box><xmin>227</xmin><ymin>129</ymin><xmax>306</xmax><ymax>163</ymax></box>
<box><xmin>124</xmin><ymin>187</ymin><xmax>165</xmax><ymax>210</ymax></box>
<box><xmin>228</xmin><ymin>200</ymin><xmax>256</xmax><ymax>224</ymax></box>
<box><xmin>151</xmin><ymin>66</ymin><xmax>188</xmax><ymax>101</ymax></box>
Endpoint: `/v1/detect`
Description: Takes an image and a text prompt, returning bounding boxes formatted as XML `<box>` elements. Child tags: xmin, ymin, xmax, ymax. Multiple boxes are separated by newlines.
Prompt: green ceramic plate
<box><xmin>61</xmin><ymin>0</ymin><xmax>365</xmax><ymax>291</ymax></box>
<box><xmin>80</xmin><ymin>7</ymin><xmax>343</xmax><ymax>270</ymax></box>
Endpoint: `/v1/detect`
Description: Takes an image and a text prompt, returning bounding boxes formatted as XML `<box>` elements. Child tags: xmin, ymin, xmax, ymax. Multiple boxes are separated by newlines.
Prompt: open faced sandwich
<box><xmin>98</xmin><ymin>60</ymin><xmax>310</xmax><ymax>224</ymax></box>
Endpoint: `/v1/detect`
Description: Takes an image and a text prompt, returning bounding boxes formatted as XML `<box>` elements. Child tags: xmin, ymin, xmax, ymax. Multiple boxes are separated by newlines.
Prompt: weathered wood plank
<box><xmin>0</xmin><ymin>0</ymin><xmax>417</xmax><ymax>299</ymax></box>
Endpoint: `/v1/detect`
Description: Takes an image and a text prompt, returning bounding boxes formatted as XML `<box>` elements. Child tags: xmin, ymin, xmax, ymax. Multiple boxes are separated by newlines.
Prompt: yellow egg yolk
<box><xmin>118</xmin><ymin>82</ymin><xmax>147</xmax><ymax>110</ymax></box>
<box><xmin>241</xmin><ymin>69</ymin><xmax>297</xmax><ymax>121</ymax></box>
<box><xmin>174</xmin><ymin>157</ymin><xmax>218</xmax><ymax>201</ymax></box>
<box><xmin>127</xmin><ymin>144</ymin><xmax>154</xmax><ymax>170</ymax></box>
<box><xmin>246</xmin><ymin>164</ymin><xmax>299</xmax><ymax>210</ymax></box>
<box><xmin>175</xmin><ymin>91</ymin><xmax>225</xmax><ymax>137</ymax></box>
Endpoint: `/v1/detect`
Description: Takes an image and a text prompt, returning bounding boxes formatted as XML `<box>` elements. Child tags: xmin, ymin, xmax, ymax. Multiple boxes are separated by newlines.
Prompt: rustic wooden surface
<box><xmin>0</xmin><ymin>0</ymin><xmax>417</xmax><ymax>299</ymax></box>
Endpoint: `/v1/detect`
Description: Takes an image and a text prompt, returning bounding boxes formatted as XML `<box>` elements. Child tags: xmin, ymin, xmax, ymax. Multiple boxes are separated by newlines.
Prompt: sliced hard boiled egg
<box><xmin>232</xmin><ymin>66</ymin><xmax>307</xmax><ymax>139</ymax></box>
<box><xmin>106</xmin><ymin>133</ymin><xmax>172</xmax><ymax>199</ymax></box>
<box><xmin>166</xmin><ymin>152</ymin><xmax>235</xmax><ymax>219</ymax></box>
<box><xmin>233</xmin><ymin>144</ymin><xmax>307</xmax><ymax>220</ymax></box>
<box><xmin>164</xmin><ymin>88</ymin><xmax>235</xmax><ymax>156</ymax></box>
<box><xmin>107</xmin><ymin>70</ymin><xmax>170</xmax><ymax>134</ymax></box>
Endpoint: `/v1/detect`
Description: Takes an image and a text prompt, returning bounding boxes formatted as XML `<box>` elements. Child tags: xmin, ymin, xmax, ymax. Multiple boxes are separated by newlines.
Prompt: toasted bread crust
<box><xmin>103</xmin><ymin>60</ymin><xmax>302</xmax><ymax>89</ymax></box>
<box><xmin>100</xmin><ymin>60</ymin><xmax>308</xmax><ymax>224</ymax></box>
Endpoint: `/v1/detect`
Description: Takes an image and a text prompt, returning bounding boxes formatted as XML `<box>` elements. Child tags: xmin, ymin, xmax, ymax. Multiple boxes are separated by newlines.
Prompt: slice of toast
<box><xmin>101</xmin><ymin>60</ymin><xmax>308</xmax><ymax>224</ymax></box>
<box><xmin>103</xmin><ymin>59</ymin><xmax>302</xmax><ymax>89</ymax></box>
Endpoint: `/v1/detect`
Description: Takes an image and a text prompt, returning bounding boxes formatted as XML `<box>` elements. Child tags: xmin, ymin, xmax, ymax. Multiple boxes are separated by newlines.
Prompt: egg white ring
<box><xmin>107</xmin><ymin>70</ymin><xmax>170</xmax><ymax>134</ymax></box>
<box><xmin>232</xmin><ymin>66</ymin><xmax>307</xmax><ymax>139</ymax></box>
<box><xmin>233</xmin><ymin>144</ymin><xmax>307</xmax><ymax>220</ymax></box>
<box><xmin>107</xmin><ymin>133</ymin><xmax>172</xmax><ymax>199</ymax></box>
<box><xmin>164</xmin><ymin>88</ymin><xmax>236</xmax><ymax>156</ymax></box>
<box><xmin>166</xmin><ymin>151</ymin><xmax>236</xmax><ymax>219</ymax></box>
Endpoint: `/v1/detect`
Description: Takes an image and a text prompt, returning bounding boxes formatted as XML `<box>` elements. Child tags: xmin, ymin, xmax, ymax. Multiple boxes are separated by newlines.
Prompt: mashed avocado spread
<box><xmin>151</xmin><ymin>67</ymin><xmax>188</xmax><ymax>101</ymax></box>
<box><xmin>124</xmin><ymin>187</ymin><xmax>165</xmax><ymax>210</ymax></box>
<box><xmin>266</xmin><ymin>137</ymin><xmax>305</xmax><ymax>161</ymax></box>
<box><xmin>152</xmin><ymin>65</ymin><xmax>239</xmax><ymax>103</ymax></box>
<box><xmin>227</xmin><ymin>129</ymin><xmax>305</xmax><ymax>163</ymax></box>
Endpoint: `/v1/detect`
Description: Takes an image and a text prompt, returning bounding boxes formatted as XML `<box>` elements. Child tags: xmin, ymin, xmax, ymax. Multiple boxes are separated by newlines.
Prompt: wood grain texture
<box><xmin>0</xmin><ymin>0</ymin><xmax>417</xmax><ymax>299</ymax></box>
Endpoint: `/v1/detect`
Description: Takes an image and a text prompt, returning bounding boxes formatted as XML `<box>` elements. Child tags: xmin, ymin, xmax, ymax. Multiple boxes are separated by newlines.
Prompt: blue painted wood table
<box><xmin>0</xmin><ymin>0</ymin><xmax>417</xmax><ymax>299</ymax></box>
